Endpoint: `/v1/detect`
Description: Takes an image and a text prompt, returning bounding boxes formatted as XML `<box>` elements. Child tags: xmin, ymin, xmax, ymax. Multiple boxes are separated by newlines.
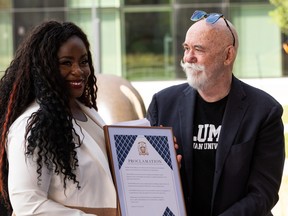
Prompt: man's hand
<box><xmin>174</xmin><ymin>136</ymin><xmax>182</xmax><ymax>168</ymax></box>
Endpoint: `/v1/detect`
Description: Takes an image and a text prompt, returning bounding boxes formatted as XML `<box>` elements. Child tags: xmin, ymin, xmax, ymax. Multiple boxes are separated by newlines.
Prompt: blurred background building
<box><xmin>0</xmin><ymin>1</ymin><xmax>287</xmax><ymax>215</ymax></box>
<box><xmin>0</xmin><ymin>0</ymin><xmax>287</xmax><ymax>81</ymax></box>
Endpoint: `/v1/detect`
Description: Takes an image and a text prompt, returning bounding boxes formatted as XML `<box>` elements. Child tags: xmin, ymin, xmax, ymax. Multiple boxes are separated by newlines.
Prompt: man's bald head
<box><xmin>186</xmin><ymin>18</ymin><xmax>238</xmax><ymax>51</ymax></box>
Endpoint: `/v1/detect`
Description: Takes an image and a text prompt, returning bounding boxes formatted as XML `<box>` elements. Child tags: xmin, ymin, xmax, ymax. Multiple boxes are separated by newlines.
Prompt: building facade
<box><xmin>0</xmin><ymin>0</ymin><xmax>286</xmax><ymax>80</ymax></box>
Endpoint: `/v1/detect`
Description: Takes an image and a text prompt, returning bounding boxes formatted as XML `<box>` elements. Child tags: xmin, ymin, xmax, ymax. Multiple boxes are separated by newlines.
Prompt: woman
<box><xmin>0</xmin><ymin>20</ymin><xmax>118</xmax><ymax>215</ymax></box>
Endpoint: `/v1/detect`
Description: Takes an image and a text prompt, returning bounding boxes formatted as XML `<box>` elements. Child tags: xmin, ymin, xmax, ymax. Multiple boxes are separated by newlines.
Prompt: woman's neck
<box><xmin>70</xmin><ymin>100</ymin><xmax>87</xmax><ymax>122</ymax></box>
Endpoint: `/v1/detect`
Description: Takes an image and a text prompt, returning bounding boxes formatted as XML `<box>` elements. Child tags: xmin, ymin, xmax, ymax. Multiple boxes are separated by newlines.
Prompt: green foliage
<box><xmin>0</xmin><ymin>0</ymin><xmax>10</xmax><ymax>8</ymax></box>
<box><xmin>269</xmin><ymin>0</ymin><xmax>288</xmax><ymax>36</ymax></box>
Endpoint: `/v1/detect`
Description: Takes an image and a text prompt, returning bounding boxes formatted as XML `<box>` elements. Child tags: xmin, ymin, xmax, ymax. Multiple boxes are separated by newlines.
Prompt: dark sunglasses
<box><xmin>190</xmin><ymin>10</ymin><xmax>235</xmax><ymax>47</ymax></box>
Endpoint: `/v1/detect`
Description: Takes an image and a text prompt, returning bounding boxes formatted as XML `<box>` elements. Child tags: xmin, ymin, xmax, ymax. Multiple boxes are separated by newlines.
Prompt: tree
<box><xmin>269</xmin><ymin>0</ymin><xmax>288</xmax><ymax>35</ymax></box>
<box><xmin>269</xmin><ymin>0</ymin><xmax>288</xmax><ymax>53</ymax></box>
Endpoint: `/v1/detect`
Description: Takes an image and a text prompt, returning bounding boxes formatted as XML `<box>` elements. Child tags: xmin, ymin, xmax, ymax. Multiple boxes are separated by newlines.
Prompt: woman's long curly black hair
<box><xmin>0</xmin><ymin>20</ymin><xmax>98</xmax><ymax>210</ymax></box>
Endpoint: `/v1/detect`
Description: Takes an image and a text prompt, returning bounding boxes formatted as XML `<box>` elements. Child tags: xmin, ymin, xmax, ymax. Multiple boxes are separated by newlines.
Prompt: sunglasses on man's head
<box><xmin>190</xmin><ymin>10</ymin><xmax>235</xmax><ymax>47</ymax></box>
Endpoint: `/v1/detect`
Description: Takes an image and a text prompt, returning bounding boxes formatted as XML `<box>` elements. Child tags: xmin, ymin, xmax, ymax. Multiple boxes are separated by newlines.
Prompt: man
<box><xmin>146</xmin><ymin>10</ymin><xmax>285</xmax><ymax>216</ymax></box>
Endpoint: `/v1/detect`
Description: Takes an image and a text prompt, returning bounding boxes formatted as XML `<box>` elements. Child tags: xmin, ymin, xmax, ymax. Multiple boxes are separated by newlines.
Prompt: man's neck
<box><xmin>197</xmin><ymin>77</ymin><xmax>232</xmax><ymax>102</ymax></box>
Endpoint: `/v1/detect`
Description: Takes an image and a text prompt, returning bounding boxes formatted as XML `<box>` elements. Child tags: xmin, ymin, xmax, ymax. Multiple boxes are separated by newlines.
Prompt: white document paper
<box><xmin>104</xmin><ymin>126</ymin><xmax>186</xmax><ymax>216</ymax></box>
<box><xmin>111</xmin><ymin>118</ymin><xmax>151</xmax><ymax>126</ymax></box>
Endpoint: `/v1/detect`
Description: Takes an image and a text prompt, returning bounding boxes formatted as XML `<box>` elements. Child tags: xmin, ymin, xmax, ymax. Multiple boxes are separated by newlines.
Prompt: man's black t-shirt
<box><xmin>191</xmin><ymin>93</ymin><xmax>228</xmax><ymax>215</ymax></box>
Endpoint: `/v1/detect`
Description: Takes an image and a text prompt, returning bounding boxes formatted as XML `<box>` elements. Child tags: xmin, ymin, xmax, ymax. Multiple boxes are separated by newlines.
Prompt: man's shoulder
<box><xmin>156</xmin><ymin>82</ymin><xmax>191</xmax><ymax>96</ymax></box>
<box><xmin>235</xmin><ymin>78</ymin><xmax>282</xmax><ymax>107</ymax></box>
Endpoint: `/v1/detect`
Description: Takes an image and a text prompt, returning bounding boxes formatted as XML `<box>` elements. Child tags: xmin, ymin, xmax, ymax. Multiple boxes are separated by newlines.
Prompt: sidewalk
<box><xmin>272</xmin><ymin>159</ymin><xmax>288</xmax><ymax>216</ymax></box>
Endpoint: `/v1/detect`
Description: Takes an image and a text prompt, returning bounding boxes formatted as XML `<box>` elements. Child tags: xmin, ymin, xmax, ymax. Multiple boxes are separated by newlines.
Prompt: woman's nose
<box><xmin>71</xmin><ymin>64</ymin><xmax>83</xmax><ymax>76</ymax></box>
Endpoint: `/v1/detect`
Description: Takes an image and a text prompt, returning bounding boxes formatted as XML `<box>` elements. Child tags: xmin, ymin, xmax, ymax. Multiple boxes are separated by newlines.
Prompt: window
<box><xmin>125</xmin><ymin>0</ymin><xmax>170</xmax><ymax>5</ymax></box>
<box><xmin>124</xmin><ymin>11</ymin><xmax>174</xmax><ymax>80</ymax></box>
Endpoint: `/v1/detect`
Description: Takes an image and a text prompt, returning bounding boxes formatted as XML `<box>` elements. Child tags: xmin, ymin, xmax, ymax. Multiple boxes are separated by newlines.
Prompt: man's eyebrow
<box><xmin>182</xmin><ymin>43</ymin><xmax>205</xmax><ymax>50</ymax></box>
<box><xmin>194</xmin><ymin>44</ymin><xmax>205</xmax><ymax>50</ymax></box>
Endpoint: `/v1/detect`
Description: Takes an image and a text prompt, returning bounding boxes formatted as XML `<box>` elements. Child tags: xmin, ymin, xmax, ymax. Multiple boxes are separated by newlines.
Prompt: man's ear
<box><xmin>224</xmin><ymin>45</ymin><xmax>236</xmax><ymax>66</ymax></box>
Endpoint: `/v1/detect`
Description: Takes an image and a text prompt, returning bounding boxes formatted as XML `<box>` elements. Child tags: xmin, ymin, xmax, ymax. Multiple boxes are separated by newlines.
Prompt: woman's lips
<box><xmin>68</xmin><ymin>80</ymin><xmax>84</xmax><ymax>89</ymax></box>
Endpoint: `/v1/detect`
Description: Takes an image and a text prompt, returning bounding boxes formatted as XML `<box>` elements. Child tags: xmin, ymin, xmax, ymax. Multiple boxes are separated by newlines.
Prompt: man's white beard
<box><xmin>180</xmin><ymin>61</ymin><xmax>206</xmax><ymax>90</ymax></box>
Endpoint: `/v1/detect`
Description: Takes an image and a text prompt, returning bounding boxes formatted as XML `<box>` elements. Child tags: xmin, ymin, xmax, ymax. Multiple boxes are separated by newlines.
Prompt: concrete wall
<box><xmin>132</xmin><ymin>77</ymin><xmax>288</xmax><ymax>110</ymax></box>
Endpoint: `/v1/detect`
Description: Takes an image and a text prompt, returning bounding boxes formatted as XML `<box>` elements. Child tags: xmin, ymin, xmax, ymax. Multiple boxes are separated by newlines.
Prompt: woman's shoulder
<box><xmin>9</xmin><ymin>101</ymin><xmax>39</xmax><ymax>131</ymax></box>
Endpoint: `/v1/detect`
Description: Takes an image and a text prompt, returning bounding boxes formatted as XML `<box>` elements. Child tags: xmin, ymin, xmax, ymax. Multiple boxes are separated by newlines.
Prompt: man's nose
<box><xmin>184</xmin><ymin>51</ymin><xmax>197</xmax><ymax>63</ymax></box>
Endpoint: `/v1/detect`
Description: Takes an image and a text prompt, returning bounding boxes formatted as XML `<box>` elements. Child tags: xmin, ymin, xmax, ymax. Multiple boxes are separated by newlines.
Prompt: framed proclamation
<box><xmin>104</xmin><ymin>125</ymin><xmax>186</xmax><ymax>216</ymax></box>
